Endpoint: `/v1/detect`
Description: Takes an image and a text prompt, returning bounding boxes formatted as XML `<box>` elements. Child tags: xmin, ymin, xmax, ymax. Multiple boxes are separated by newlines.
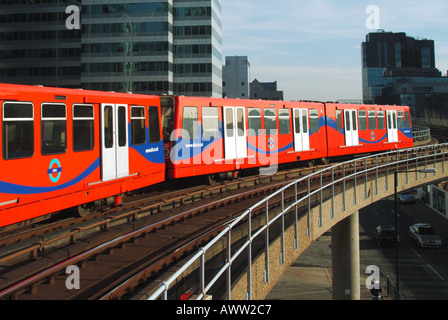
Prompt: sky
<box><xmin>221</xmin><ymin>0</ymin><xmax>448</xmax><ymax>102</ymax></box>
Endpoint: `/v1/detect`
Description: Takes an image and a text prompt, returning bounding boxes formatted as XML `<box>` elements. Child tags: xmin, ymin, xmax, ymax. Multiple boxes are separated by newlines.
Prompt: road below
<box><xmin>266</xmin><ymin>195</ymin><xmax>448</xmax><ymax>300</ymax></box>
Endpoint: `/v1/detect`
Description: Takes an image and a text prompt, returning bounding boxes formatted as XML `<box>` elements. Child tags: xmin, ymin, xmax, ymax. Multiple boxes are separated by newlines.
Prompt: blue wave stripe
<box><xmin>247</xmin><ymin>142</ymin><xmax>294</xmax><ymax>155</ymax></box>
<box><xmin>0</xmin><ymin>157</ymin><xmax>100</xmax><ymax>195</ymax></box>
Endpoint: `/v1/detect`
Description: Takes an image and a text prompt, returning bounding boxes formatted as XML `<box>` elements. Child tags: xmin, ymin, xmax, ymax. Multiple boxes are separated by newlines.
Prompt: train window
<box><xmin>248</xmin><ymin>108</ymin><xmax>261</xmax><ymax>136</ymax></box>
<box><xmin>279</xmin><ymin>109</ymin><xmax>290</xmax><ymax>135</ymax></box>
<box><xmin>225</xmin><ymin>108</ymin><xmax>234</xmax><ymax>138</ymax></box>
<box><xmin>237</xmin><ymin>108</ymin><xmax>244</xmax><ymax>137</ymax></box>
<box><xmin>309</xmin><ymin>109</ymin><xmax>319</xmax><ymax>134</ymax></box>
<box><xmin>335</xmin><ymin>110</ymin><xmax>342</xmax><ymax>132</ymax></box>
<box><xmin>148</xmin><ymin>106</ymin><xmax>161</xmax><ymax>143</ymax></box>
<box><xmin>368</xmin><ymin>111</ymin><xmax>376</xmax><ymax>130</ymax></box>
<box><xmin>358</xmin><ymin>110</ymin><xmax>367</xmax><ymax>131</ymax></box>
<box><xmin>117</xmin><ymin>106</ymin><xmax>127</xmax><ymax>147</ymax></box>
<box><xmin>405</xmin><ymin>111</ymin><xmax>411</xmax><ymax>128</ymax></box>
<box><xmin>131</xmin><ymin>106</ymin><xmax>146</xmax><ymax>146</ymax></box>
<box><xmin>264</xmin><ymin>108</ymin><xmax>276</xmax><ymax>135</ymax></box>
<box><xmin>202</xmin><ymin>107</ymin><xmax>219</xmax><ymax>140</ymax></box>
<box><xmin>294</xmin><ymin>110</ymin><xmax>301</xmax><ymax>134</ymax></box>
<box><xmin>73</xmin><ymin>104</ymin><xmax>94</xmax><ymax>152</ymax></box>
<box><xmin>345</xmin><ymin>111</ymin><xmax>351</xmax><ymax>131</ymax></box>
<box><xmin>182</xmin><ymin>106</ymin><xmax>198</xmax><ymax>140</ymax></box>
<box><xmin>377</xmin><ymin>111</ymin><xmax>385</xmax><ymax>130</ymax></box>
<box><xmin>397</xmin><ymin>111</ymin><xmax>405</xmax><ymax>129</ymax></box>
<box><xmin>301</xmin><ymin>110</ymin><xmax>307</xmax><ymax>133</ymax></box>
<box><xmin>104</xmin><ymin>106</ymin><xmax>114</xmax><ymax>148</ymax></box>
<box><xmin>41</xmin><ymin>103</ymin><xmax>67</xmax><ymax>155</ymax></box>
<box><xmin>2</xmin><ymin>102</ymin><xmax>34</xmax><ymax>160</ymax></box>
<box><xmin>351</xmin><ymin>111</ymin><xmax>357</xmax><ymax>131</ymax></box>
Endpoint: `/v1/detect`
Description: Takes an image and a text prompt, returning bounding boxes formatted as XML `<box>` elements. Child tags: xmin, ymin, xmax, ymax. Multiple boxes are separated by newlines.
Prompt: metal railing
<box><xmin>414</xmin><ymin>117</ymin><xmax>448</xmax><ymax>127</ymax></box>
<box><xmin>413</xmin><ymin>125</ymin><xmax>431</xmax><ymax>143</ymax></box>
<box><xmin>148</xmin><ymin>143</ymin><xmax>447</xmax><ymax>300</ymax></box>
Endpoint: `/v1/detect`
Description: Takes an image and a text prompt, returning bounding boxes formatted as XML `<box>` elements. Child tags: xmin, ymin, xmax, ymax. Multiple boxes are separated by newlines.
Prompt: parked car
<box><xmin>409</xmin><ymin>223</ymin><xmax>442</xmax><ymax>248</ymax></box>
<box><xmin>398</xmin><ymin>191</ymin><xmax>417</xmax><ymax>204</ymax></box>
<box><xmin>373</xmin><ymin>225</ymin><xmax>397</xmax><ymax>247</ymax></box>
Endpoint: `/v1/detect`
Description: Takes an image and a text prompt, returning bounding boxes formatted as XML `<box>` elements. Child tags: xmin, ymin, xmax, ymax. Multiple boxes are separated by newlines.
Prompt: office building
<box><xmin>0</xmin><ymin>0</ymin><xmax>82</xmax><ymax>88</ymax></box>
<box><xmin>222</xmin><ymin>56</ymin><xmax>250</xmax><ymax>98</ymax></box>
<box><xmin>250</xmin><ymin>79</ymin><xmax>283</xmax><ymax>101</ymax></box>
<box><xmin>362</xmin><ymin>31</ymin><xmax>448</xmax><ymax>117</ymax></box>
<box><xmin>0</xmin><ymin>0</ymin><xmax>222</xmax><ymax>97</ymax></box>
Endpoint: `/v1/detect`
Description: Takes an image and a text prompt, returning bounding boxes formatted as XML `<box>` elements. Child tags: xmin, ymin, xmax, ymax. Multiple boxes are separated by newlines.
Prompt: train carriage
<box><xmin>0</xmin><ymin>84</ymin><xmax>165</xmax><ymax>228</ymax></box>
<box><xmin>163</xmin><ymin>96</ymin><xmax>328</xmax><ymax>182</ymax></box>
<box><xmin>325</xmin><ymin>103</ymin><xmax>413</xmax><ymax>157</ymax></box>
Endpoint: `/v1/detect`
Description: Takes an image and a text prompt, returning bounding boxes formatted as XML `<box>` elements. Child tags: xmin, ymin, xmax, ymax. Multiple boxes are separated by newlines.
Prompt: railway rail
<box><xmin>0</xmin><ymin>162</ymin><xmax>324</xmax><ymax>300</ymax></box>
<box><xmin>0</xmin><ymin>142</ymin><xmax>441</xmax><ymax>300</ymax></box>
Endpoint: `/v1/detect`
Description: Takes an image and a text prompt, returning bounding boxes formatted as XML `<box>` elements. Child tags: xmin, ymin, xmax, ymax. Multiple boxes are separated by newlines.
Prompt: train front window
<box><xmin>41</xmin><ymin>103</ymin><xmax>67</xmax><ymax>155</ymax></box>
<box><xmin>131</xmin><ymin>106</ymin><xmax>146</xmax><ymax>146</ymax></box>
<box><xmin>2</xmin><ymin>102</ymin><xmax>34</xmax><ymax>160</ymax></box>
<box><xmin>405</xmin><ymin>111</ymin><xmax>411</xmax><ymax>128</ymax></box>
<box><xmin>148</xmin><ymin>106</ymin><xmax>161</xmax><ymax>143</ymax></box>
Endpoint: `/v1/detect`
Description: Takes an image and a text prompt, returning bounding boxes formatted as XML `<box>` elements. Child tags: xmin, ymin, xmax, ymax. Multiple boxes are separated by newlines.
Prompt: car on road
<box><xmin>398</xmin><ymin>191</ymin><xmax>417</xmax><ymax>204</ymax></box>
<box><xmin>409</xmin><ymin>223</ymin><xmax>443</xmax><ymax>248</ymax></box>
<box><xmin>373</xmin><ymin>225</ymin><xmax>397</xmax><ymax>247</ymax></box>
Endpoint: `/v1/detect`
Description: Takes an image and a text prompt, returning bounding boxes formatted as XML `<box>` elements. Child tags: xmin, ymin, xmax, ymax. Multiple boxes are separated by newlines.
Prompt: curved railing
<box><xmin>413</xmin><ymin>125</ymin><xmax>431</xmax><ymax>143</ymax></box>
<box><xmin>148</xmin><ymin>143</ymin><xmax>447</xmax><ymax>301</ymax></box>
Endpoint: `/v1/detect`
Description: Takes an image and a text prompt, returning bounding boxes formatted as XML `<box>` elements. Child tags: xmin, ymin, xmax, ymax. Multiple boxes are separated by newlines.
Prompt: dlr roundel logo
<box><xmin>47</xmin><ymin>158</ymin><xmax>62</xmax><ymax>183</ymax></box>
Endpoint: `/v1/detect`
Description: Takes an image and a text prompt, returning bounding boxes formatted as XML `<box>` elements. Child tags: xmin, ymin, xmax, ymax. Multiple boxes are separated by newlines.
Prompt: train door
<box><xmin>101</xmin><ymin>103</ymin><xmax>129</xmax><ymax>181</ymax></box>
<box><xmin>293</xmin><ymin>108</ymin><xmax>310</xmax><ymax>152</ymax></box>
<box><xmin>344</xmin><ymin>109</ymin><xmax>359</xmax><ymax>146</ymax></box>
<box><xmin>223</xmin><ymin>106</ymin><xmax>247</xmax><ymax>160</ymax></box>
<box><xmin>386</xmin><ymin>110</ymin><xmax>398</xmax><ymax>142</ymax></box>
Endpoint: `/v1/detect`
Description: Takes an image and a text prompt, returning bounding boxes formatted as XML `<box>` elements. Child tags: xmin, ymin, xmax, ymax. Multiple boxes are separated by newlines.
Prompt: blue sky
<box><xmin>222</xmin><ymin>0</ymin><xmax>448</xmax><ymax>101</ymax></box>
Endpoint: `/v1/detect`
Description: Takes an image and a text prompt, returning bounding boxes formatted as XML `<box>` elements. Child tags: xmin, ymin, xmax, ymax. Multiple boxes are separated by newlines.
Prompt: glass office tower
<box><xmin>0</xmin><ymin>0</ymin><xmax>82</xmax><ymax>88</ymax></box>
<box><xmin>0</xmin><ymin>0</ymin><xmax>222</xmax><ymax>97</ymax></box>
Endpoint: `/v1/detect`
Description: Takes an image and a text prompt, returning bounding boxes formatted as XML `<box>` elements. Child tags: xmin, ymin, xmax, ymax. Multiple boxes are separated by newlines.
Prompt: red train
<box><xmin>0</xmin><ymin>84</ymin><xmax>413</xmax><ymax>229</ymax></box>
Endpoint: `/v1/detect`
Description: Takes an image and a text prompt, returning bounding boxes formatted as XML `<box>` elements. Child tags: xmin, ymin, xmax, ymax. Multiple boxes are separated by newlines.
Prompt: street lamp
<box><xmin>394</xmin><ymin>167</ymin><xmax>437</xmax><ymax>300</ymax></box>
